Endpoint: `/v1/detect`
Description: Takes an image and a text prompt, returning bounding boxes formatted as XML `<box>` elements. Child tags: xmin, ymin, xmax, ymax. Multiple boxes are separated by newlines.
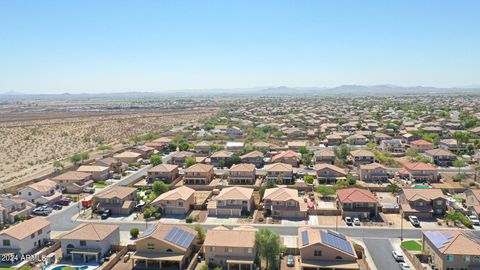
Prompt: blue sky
<box><xmin>0</xmin><ymin>0</ymin><xmax>479</xmax><ymax>93</ymax></box>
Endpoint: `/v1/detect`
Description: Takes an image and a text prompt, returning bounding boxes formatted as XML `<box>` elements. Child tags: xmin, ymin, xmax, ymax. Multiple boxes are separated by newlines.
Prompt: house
<box><xmin>114</xmin><ymin>151</ymin><xmax>142</xmax><ymax>164</ymax></box>
<box><xmin>263</xmin><ymin>187</ymin><xmax>307</xmax><ymax>219</ymax></box>
<box><xmin>265</xmin><ymin>163</ymin><xmax>294</xmax><ymax>184</ymax></box>
<box><xmin>271</xmin><ymin>150</ymin><xmax>300</xmax><ymax>167</ymax></box>
<box><xmin>336</xmin><ymin>188</ymin><xmax>379</xmax><ymax>219</ymax></box>
<box><xmin>0</xmin><ymin>217</ymin><xmax>51</xmax><ymax>258</ymax></box>
<box><xmin>93</xmin><ymin>186</ymin><xmax>137</xmax><ymax>215</ymax></box>
<box><xmin>424</xmin><ymin>149</ymin><xmax>457</xmax><ymax>167</ymax></box>
<box><xmin>399</xmin><ymin>188</ymin><xmax>447</xmax><ymax>218</ymax></box>
<box><xmin>465</xmin><ymin>189</ymin><xmax>480</xmax><ymax>217</ymax></box>
<box><xmin>208</xmin><ymin>187</ymin><xmax>254</xmax><ymax>217</ymax></box>
<box><xmin>132</xmin><ymin>145</ymin><xmax>155</xmax><ymax>159</ymax></box>
<box><xmin>347</xmin><ymin>150</ymin><xmax>375</xmax><ymax>166</ymax></box>
<box><xmin>314</xmin><ymin>164</ymin><xmax>346</xmax><ymax>184</ymax></box>
<box><xmin>284</xmin><ymin>127</ymin><xmax>307</xmax><ymax>139</ymax></box>
<box><xmin>210</xmin><ymin>150</ymin><xmax>234</xmax><ymax>167</ymax></box>
<box><xmin>95</xmin><ymin>157</ymin><xmax>128</xmax><ymax>174</ymax></box>
<box><xmin>357</xmin><ymin>163</ymin><xmax>388</xmax><ymax>183</ymax></box>
<box><xmin>422</xmin><ymin>230</ymin><xmax>480</xmax><ymax>270</ymax></box>
<box><xmin>147</xmin><ymin>164</ymin><xmax>179</xmax><ymax>183</ymax></box>
<box><xmin>297</xmin><ymin>228</ymin><xmax>359</xmax><ymax>270</ymax></box>
<box><xmin>194</xmin><ymin>141</ymin><xmax>212</xmax><ymax>153</ymax></box>
<box><xmin>52</xmin><ymin>171</ymin><xmax>93</xmax><ymax>194</ymax></box>
<box><xmin>77</xmin><ymin>165</ymin><xmax>110</xmax><ymax>181</ymax></box>
<box><xmin>0</xmin><ymin>195</ymin><xmax>34</xmax><ymax>224</ymax></box>
<box><xmin>132</xmin><ymin>224</ymin><xmax>198</xmax><ymax>269</ymax></box>
<box><xmin>17</xmin><ymin>179</ymin><xmax>62</xmax><ymax>204</ymax></box>
<box><xmin>203</xmin><ymin>226</ymin><xmax>257</xmax><ymax>269</ymax></box>
<box><xmin>170</xmin><ymin>151</ymin><xmax>195</xmax><ymax>167</ymax></box>
<box><xmin>183</xmin><ymin>164</ymin><xmax>214</xmax><ymax>185</ymax></box>
<box><xmin>314</xmin><ymin>149</ymin><xmax>336</xmax><ymax>165</ymax></box>
<box><xmin>226</xmin><ymin>126</ymin><xmax>243</xmax><ymax>137</ymax></box>
<box><xmin>402</xmin><ymin>162</ymin><xmax>439</xmax><ymax>182</ymax></box>
<box><xmin>228</xmin><ymin>163</ymin><xmax>256</xmax><ymax>185</ymax></box>
<box><xmin>373</xmin><ymin>133</ymin><xmax>392</xmax><ymax>144</ymax></box>
<box><xmin>410</xmin><ymin>139</ymin><xmax>435</xmax><ymax>152</ymax></box>
<box><xmin>379</xmin><ymin>139</ymin><xmax>405</xmax><ymax>156</ymax></box>
<box><xmin>240</xmin><ymin>151</ymin><xmax>264</xmax><ymax>168</ymax></box>
<box><xmin>225</xmin><ymin>141</ymin><xmax>244</xmax><ymax>152</ymax></box>
<box><xmin>150</xmin><ymin>186</ymin><xmax>195</xmax><ymax>215</ymax></box>
<box><xmin>326</xmin><ymin>134</ymin><xmax>343</xmax><ymax>146</ymax></box>
<box><xmin>440</xmin><ymin>139</ymin><xmax>466</xmax><ymax>153</ymax></box>
<box><xmin>346</xmin><ymin>134</ymin><xmax>368</xmax><ymax>145</ymax></box>
<box><xmin>60</xmin><ymin>223</ymin><xmax>120</xmax><ymax>263</ymax></box>
<box><xmin>288</xmin><ymin>141</ymin><xmax>308</xmax><ymax>151</ymax></box>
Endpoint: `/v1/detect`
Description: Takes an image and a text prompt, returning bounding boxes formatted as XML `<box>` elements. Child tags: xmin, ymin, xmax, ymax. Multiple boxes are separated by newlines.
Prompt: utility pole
<box><xmin>400</xmin><ymin>211</ymin><xmax>404</xmax><ymax>242</ymax></box>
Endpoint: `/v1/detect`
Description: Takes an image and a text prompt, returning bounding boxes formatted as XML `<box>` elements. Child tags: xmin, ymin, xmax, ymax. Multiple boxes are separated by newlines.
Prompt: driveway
<box><xmin>363</xmin><ymin>239</ymin><xmax>400</xmax><ymax>270</ymax></box>
<box><xmin>205</xmin><ymin>217</ymin><xmax>239</xmax><ymax>225</ymax></box>
<box><xmin>308</xmin><ymin>215</ymin><xmax>319</xmax><ymax>226</ymax></box>
<box><xmin>282</xmin><ymin>219</ymin><xmax>307</xmax><ymax>226</ymax></box>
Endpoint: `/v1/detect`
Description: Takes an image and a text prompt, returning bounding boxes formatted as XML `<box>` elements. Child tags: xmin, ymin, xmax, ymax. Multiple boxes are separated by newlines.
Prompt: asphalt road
<box><xmin>364</xmin><ymin>238</ymin><xmax>400</xmax><ymax>270</ymax></box>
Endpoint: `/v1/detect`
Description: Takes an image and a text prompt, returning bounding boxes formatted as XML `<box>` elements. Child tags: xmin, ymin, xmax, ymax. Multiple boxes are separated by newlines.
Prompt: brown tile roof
<box><xmin>114</xmin><ymin>151</ymin><xmax>142</xmax><ymax>158</ymax></box>
<box><xmin>211</xmin><ymin>150</ymin><xmax>234</xmax><ymax>158</ymax></box>
<box><xmin>149</xmin><ymin>164</ymin><xmax>178</xmax><ymax>173</ymax></box>
<box><xmin>0</xmin><ymin>217</ymin><xmax>51</xmax><ymax>240</ymax></box>
<box><xmin>184</xmin><ymin>163</ymin><xmax>214</xmax><ymax>173</ymax></box>
<box><xmin>401</xmin><ymin>188</ymin><xmax>445</xmax><ymax>201</ymax></box>
<box><xmin>411</xmin><ymin>139</ymin><xmax>434</xmax><ymax>146</ymax></box>
<box><xmin>272</xmin><ymin>150</ymin><xmax>300</xmax><ymax>161</ymax></box>
<box><xmin>170</xmin><ymin>151</ymin><xmax>194</xmax><ymax>158</ymax></box>
<box><xmin>404</xmin><ymin>162</ymin><xmax>438</xmax><ymax>171</ymax></box>
<box><xmin>61</xmin><ymin>223</ymin><xmax>119</xmax><ymax>241</ymax></box>
<box><xmin>204</xmin><ymin>226</ymin><xmax>256</xmax><ymax>248</ymax></box>
<box><xmin>216</xmin><ymin>187</ymin><xmax>254</xmax><ymax>201</ymax></box>
<box><xmin>263</xmin><ymin>187</ymin><xmax>299</xmax><ymax>202</ymax></box>
<box><xmin>425</xmin><ymin>148</ymin><xmax>457</xmax><ymax>157</ymax></box>
<box><xmin>229</xmin><ymin>163</ymin><xmax>256</xmax><ymax>172</ymax></box>
<box><xmin>240</xmin><ymin>151</ymin><xmax>264</xmax><ymax>159</ymax></box>
<box><xmin>314</xmin><ymin>149</ymin><xmax>335</xmax><ymax>157</ymax></box>
<box><xmin>52</xmin><ymin>171</ymin><xmax>91</xmax><ymax>182</ymax></box>
<box><xmin>266</xmin><ymin>163</ymin><xmax>293</xmax><ymax>172</ymax></box>
<box><xmin>95</xmin><ymin>186</ymin><xmax>136</xmax><ymax>200</ymax></box>
<box><xmin>77</xmin><ymin>165</ymin><xmax>109</xmax><ymax>172</ymax></box>
<box><xmin>359</xmin><ymin>162</ymin><xmax>387</xmax><ymax>170</ymax></box>
<box><xmin>151</xmin><ymin>186</ymin><xmax>194</xmax><ymax>203</ymax></box>
<box><xmin>349</xmin><ymin>149</ymin><xmax>374</xmax><ymax>157</ymax></box>
<box><xmin>314</xmin><ymin>164</ymin><xmax>346</xmax><ymax>175</ymax></box>
<box><xmin>336</xmin><ymin>188</ymin><xmax>378</xmax><ymax>203</ymax></box>
<box><xmin>424</xmin><ymin>230</ymin><xmax>480</xmax><ymax>255</ymax></box>
<box><xmin>298</xmin><ymin>227</ymin><xmax>357</xmax><ymax>258</ymax></box>
<box><xmin>28</xmin><ymin>179</ymin><xmax>58</xmax><ymax>193</ymax></box>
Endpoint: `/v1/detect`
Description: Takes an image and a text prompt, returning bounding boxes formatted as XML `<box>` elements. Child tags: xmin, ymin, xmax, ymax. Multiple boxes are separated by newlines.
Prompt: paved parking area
<box><xmin>317</xmin><ymin>215</ymin><xmax>344</xmax><ymax>226</ymax></box>
<box><xmin>364</xmin><ymin>238</ymin><xmax>401</xmax><ymax>270</ymax></box>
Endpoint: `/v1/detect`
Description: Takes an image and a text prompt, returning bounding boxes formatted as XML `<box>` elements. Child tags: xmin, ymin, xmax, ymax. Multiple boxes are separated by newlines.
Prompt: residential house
<box><xmin>93</xmin><ymin>186</ymin><xmax>137</xmax><ymax>215</ymax></box>
<box><xmin>373</xmin><ymin>133</ymin><xmax>392</xmax><ymax>144</ymax></box>
<box><xmin>60</xmin><ymin>223</ymin><xmax>120</xmax><ymax>263</ymax></box>
<box><xmin>284</xmin><ymin>127</ymin><xmax>307</xmax><ymax>139</ymax></box>
<box><xmin>440</xmin><ymin>139</ymin><xmax>466</xmax><ymax>154</ymax></box>
<box><xmin>132</xmin><ymin>145</ymin><xmax>155</xmax><ymax>159</ymax></box>
<box><xmin>336</xmin><ymin>188</ymin><xmax>379</xmax><ymax>219</ymax></box>
<box><xmin>265</xmin><ymin>163</ymin><xmax>294</xmax><ymax>184</ymax></box>
<box><xmin>297</xmin><ymin>227</ymin><xmax>359</xmax><ymax>270</ymax></box>
<box><xmin>150</xmin><ymin>186</ymin><xmax>195</xmax><ymax>215</ymax></box>
<box><xmin>314</xmin><ymin>149</ymin><xmax>336</xmax><ymax>165</ymax></box>
<box><xmin>95</xmin><ymin>157</ymin><xmax>127</xmax><ymax>174</ymax></box>
<box><xmin>347</xmin><ymin>150</ymin><xmax>375</xmax><ymax>166</ymax></box>
<box><xmin>183</xmin><ymin>164</ymin><xmax>214</xmax><ymax>185</ymax></box>
<box><xmin>401</xmin><ymin>162</ymin><xmax>439</xmax><ymax>182</ymax></box>
<box><xmin>314</xmin><ymin>164</ymin><xmax>346</xmax><ymax>184</ymax></box>
<box><xmin>228</xmin><ymin>163</ymin><xmax>256</xmax><ymax>185</ymax></box>
<box><xmin>77</xmin><ymin>165</ymin><xmax>110</xmax><ymax>181</ymax></box>
<box><xmin>410</xmin><ymin>139</ymin><xmax>435</xmax><ymax>152</ymax></box>
<box><xmin>263</xmin><ymin>187</ymin><xmax>307</xmax><ymax>219</ymax></box>
<box><xmin>465</xmin><ymin>189</ymin><xmax>480</xmax><ymax>217</ymax></box>
<box><xmin>17</xmin><ymin>179</ymin><xmax>62</xmax><ymax>204</ymax></box>
<box><xmin>226</xmin><ymin>126</ymin><xmax>243</xmax><ymax>137</ymax></box>
<box><xmin>170</xmin><ymin>151</ymin><xmax>195</xmax><ymax>167</ymax></box>
<box><xmin>210</xmin><ymin>150</ymin><xmax>234</xmax><ymax>167</ymax></box>
<box><xmin>114</xmin><ymin>151</ymin><xmax>142</xmax><ymax>164</ymax></box>
<box><xmin>424</xmin><ymin>149</ymin><xmax>457</xmax><ymax>167</ymax></box>
<box><xmin>288</xmin><ymin>141</ymin><xmax>308</xmax><ymax>151</ymax></box>
<box><xmin>225</xmin><ymin>142</ymin><xmax>244</xmax><ymax>152</ymax></box>
<box><xmin>271</xmin><ymin>150</ymin><xmax>300</xmax><ymax>167</ymax></box>
<box><xmin>147</xmin><ymin>164</ymin><xmax>179</xmax><ymax>183</ymax></box>
<box><xmin>0</xmin><ymin>217</ymin><xmax>51</xmax><ymax>258</ymax></box>
<box><xmin>208</xmin><ymin>187</ymin><xmax>254</xmax><ymax>217</ymax></box>
<box><xmin>357</xmin><ymin>163</ymin><xmax>388</xmax><ymax>183</ymax></box>
<box><xmin>132</xmin><ymin>224</ymin><xmax>198</xmax><ymax>269</ymax></box>
<box><xmin>422</xmin><ymin>230</ymin><xmax>480</xmax><ymax>270</ymax></box>
<box><xmin>0</xmin><ymin>195</ymin><xmax>34</xmax><ymax>224</ymax></box>
<box><xmin>379</xmin><ymin>139</ymin><xmax>405</xmax><ymax>156</ymax></box>
<box><xmin>240</xmin><ymin>151</ymin><xmax>264</xmax><ymax>168</ymax></box>
<box><xmin>346</xmin><ymin>134</ymin><xmax>368</xmax><ymax>145</ymax></box>
<box><xmin>204</xmin><ymin>226</ymin><xmax>257</xmax><ymax>269</ymax></box>
<box><xmin>326</xmin><ymin>134</ymin><xmax>343</xmax><ymax>146</ymax></box>
<box><xmin>194</xmin><ymin>141</ymin><xmax>212</xmax><ymax>154</ymax></box>
<box><xmin>52</xmin><ymin>171</ymin><xmax>93</xmax><ymax>194</ymax></box>
<box><xmin>399</xmin><ymin>188</ymin><xmax>447</xmax><ymax>219</ymax></box>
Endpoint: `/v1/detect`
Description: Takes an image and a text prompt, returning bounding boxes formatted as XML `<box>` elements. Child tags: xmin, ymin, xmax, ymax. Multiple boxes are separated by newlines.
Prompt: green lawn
<box><xmin>401</xmin><ymin>240</ymin><xmax>422</xmax><ymax>251</ymax></box>
<box><xmin>93</xmin><ymin>183</ymin><xmax>107</xmax><ymax>189</ymax></box>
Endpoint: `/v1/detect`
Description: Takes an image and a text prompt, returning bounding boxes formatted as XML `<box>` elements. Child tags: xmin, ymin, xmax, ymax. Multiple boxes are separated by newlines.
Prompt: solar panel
<box><xmin>321</xmin><ymin>230</ymin><xmax>354</xmax><ymax>255</ymax></box>
<box><xmin>165</xmin><ymin>227</ymin><xmax>196</xmax><ymax>249</ymax></box>
<box><xmin>424</xmin><ymin>231</ymin><xmax>453</xmax><ymax>249</ymax></box>
<box><xmin>301</xmin><ymin>230</ymin><xmax>309</xmax><ymax>246</ymax></box>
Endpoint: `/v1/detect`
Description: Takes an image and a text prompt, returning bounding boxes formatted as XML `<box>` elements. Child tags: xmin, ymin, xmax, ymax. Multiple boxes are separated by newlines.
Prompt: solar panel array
<box><xmin>424</xmin><ymin>231</ymin><xmax>454</xmax><ymax>248</ymax></box>
<box><xmin>165</xmin><ymin>227</ymin><xmax>196</xmax><ymax>248</ymax></box>
<box><xmin>321</xmin><ymin>230</ymin><xmax>354</xmax><ymax>255</ymax></box>
<box><xmin>301</xmin><ymin>230</ymin><xmax>309</xmax><ymax>246</ymax></box>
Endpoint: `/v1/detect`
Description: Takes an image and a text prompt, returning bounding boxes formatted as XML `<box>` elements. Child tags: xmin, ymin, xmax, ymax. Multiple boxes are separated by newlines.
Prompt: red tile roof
<box><xmin>336</xmin><ymin>188</ymin><xmax>378</xmax><ymax>203</ymax></box>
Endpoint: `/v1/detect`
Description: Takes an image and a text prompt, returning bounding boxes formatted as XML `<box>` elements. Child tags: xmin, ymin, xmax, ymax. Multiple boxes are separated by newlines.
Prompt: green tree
<box><xmin>53</xmin><ymin>160</ymin><xmax>64</xmax><ymax>171</ymax></box>
<box><xmin>194</xmin><ymin>223</ymin><xmax>206</xmax><ymax>243</ymax></box>
<box><xmin>259</xmin><ymin>179</ymin><xmax>276</xmax><ymax>198</ymax></box>
<box><xmin>317</xmin><ymin>186</ymin><xmax>336</xmax><ymax>197</ymax></box>
<box><xmin>185</xmin><ymin>157</ymin><xmax>196</xmax><ymax>168</ymax></box>
<box><xmin>335</xmin><ymin>144</ymin><xmax>350</xmax><ymax>160</ymax></box>
<box><xmin>255</xmin><ymin>228</ymin><xmax>285</xmax><ymax>270</ymax></box>
<box><xmin>152</xmin><ymin>181</ymin><xmax>169</xmax><ymax>196</ymax></box>
<box><xmin>387</xmin><ymin>183</ymin><xmax>400</xmax><ymax>195</ymax></box>
<box><xmin>149</xmin><ymin>154</ymin><xmax>162</xmax><ymax>167</ymax></box>
<box><xmin>453</xmin><ymin>131</ymin><xmax>470</xmax><ymax>146</ymax></box>
<box><xmin>130</xmin><ymin>227</ymin><xmax>140</xmax><ymax>238</ymax></box>
<box><xmin>304</xmin><ymin>175</ymin><xmax>314</xmax><ymax>185</ymax></box>
<box><xmin>97</xmin><ymin>145</ymin><xmax>113</xmax><ymax>151</ymax></box>
<box><xmin>69</xmin><ymin>152</ymin><xmax>89</xmax><ymax>165</ymax></box>
<box><xmin>178</xmin><ymin>142</ymin><xmax>189</xmax><ymax>151</ymax></box>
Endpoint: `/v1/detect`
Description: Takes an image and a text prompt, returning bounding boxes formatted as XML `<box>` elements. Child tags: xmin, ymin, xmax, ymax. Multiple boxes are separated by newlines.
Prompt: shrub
<box><xmin>258</xmin><ymin>217</ymin><xmax>264</xmax><ymax>222</ymax></box>
<box><xmin>130</xmin><ymin>228</ymin><xmax>140</xmax><ymax>238</ymax></box>
<box><xmin>154</xmin><ymin>212</ymin><xmax>161</xmax><ymax>220</ymax></box>
<box><xmin>186</xmin><ymin>215</ymin><xmax>198</xmax><ymax>223</ymax></box>
<box><xmin>200</xmin><ymin>265</ymin><xmax>208</xmax><ymax>270</ymax></box>
<box><xmin>305</xmin><ymin>175</ymin><xmax>314</xmax><ymax>185</ymax></box>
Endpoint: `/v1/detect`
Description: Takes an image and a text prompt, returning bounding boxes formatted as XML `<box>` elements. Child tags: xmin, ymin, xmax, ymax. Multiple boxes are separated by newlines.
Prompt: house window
<box><xmin>335</xmin><ymin>256</ymin><xmax>343</xmax><ymax>260</ymax></box>
<box><xmin>464</xmin><ymin>255</ymin><xmax>470</xmax><ymax>262</ymax></box>
<box><xmin>28</xmin><ymin>192</ymin><xmax>32</xmax><ymax>196</ymax></box>
<box><xmin>446</xmin><ymin>255</ymin><xmax>454</xmax><ymax>262</ymax></box>
<box><xmin>474</xmin><ymin>256</ymin><xmax>480</xmax><ymax>262</ymax></box>
<box><xmin>210</xmin><ymin>246</ymin><xmax>215</xmax><ymax>252</ymax></box>
<box><xmin>178</xmin><ymin>201</ymin><xmax>183</xmax><ymax>207</ymax></box>
<box><xmin>314</xmin><ymin>250</ymin><xmax>322</xmax><ymax>256</ymax></box>
<box><xmin>418</xmin><ymin>201</ymin><xmax>424</xmax><ymax>207</ymax></box>
<box><xmin>38</xmin><ymin>229</ymin><xmax>43</xmax><ymax>235</ymax></box>
<box><xmin>80</xmin><ymin>240</ymin><xmax>86</xmax><ymax>246</ymax></box>
<box><xmin>436</xmin><ymin>200</ymin><xmax>443</xmax><ymax>206</ymax></box>
<box><xmin>31</xmin><ymin>233</ymin><xmax>35</xmax><ymax>239</ymax></box>
<box><xmin>3</xmin><ymin>240</ymin><xmax>10</xmax><ymax>246</ymax></box>
<box><xmin>147</xmin><ymin>243</ymin><xmax>155</xmax><ymax>250</ymax></box>
<box><xmin>247</xmin><ymin>248</ymin><xmax>252</xmax><ymax>254</ymax></box>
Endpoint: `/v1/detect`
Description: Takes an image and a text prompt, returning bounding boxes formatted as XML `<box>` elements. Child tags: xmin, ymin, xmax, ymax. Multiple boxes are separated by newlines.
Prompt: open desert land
<box><xmin>0</xmin><ymin>104</ymin><xmax>217</xmax><ymax>188</ymax></box>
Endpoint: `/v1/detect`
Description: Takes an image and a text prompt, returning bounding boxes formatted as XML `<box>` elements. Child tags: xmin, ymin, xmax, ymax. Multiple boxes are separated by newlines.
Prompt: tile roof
<box><xmin>184</xmin><ymin>163</ymin><xmax>214</xmax><ymax>173</ymax></box>
<box><xmin>349</xmin><ymin>149</ymin><xmax>374</xmax><ymax>157</ymax></box>
<box><xmin>28</xmin><ymin>179</ymin><xmax>57</xmax><ymax>193</ymax></box>
<box><xmin>404</xmin><ymin>162</ymin><xmax>438</xmax><ymax>171</ymax></box>
<box><xmin>149</xmin><ymin>164</ymin><xmax>179</xmax><ymax>173</ymax></box>
<box><xmin>272</xmin><ymin>150</ymin><xmax>300</xmax><ymax>161</ymax></box>
<box><xmin>77</xmin><ymin>165</ymin><xmax>109</xmax><ymax>172</ymax></box>
<box><xmin>216</xmin><ymin>187</ymin><xmax>254</xmax><ymax>201</ymax></box>
<box><xmin>0</xmin><ymin>217</ymin><xmax>51</xmax><ymax>240</ymax></box>
<box><xmin>263</xmin><ymin>187</ymin><xmax>299</xmax><ymax>202</ymax></box>
<box><xmin>151</xmin><ymin>186</ymin><xmax>194</xmax><ymax>203</ymax></box>
<box><xmin>52</xmin><ymin>171</ymin><xmax>91</xmax><ymax>182</ymax></box>
<box><xmin>229</xmin><ymin>163</ymin><xmax>256</xmax><ymax>172</ymax></box>
<box><xmin>137</xmin><ymin>224</ymin><xmax>197</xmax><ymax>251</ymax></box>
<box><xmin>314</xmin><ymin>164</ymin><xmax>346</xmax><ymax>175</ymax></box>
<box><xmin>424</xmin><ymin>230</ymin><xmax>480</xmax><ymax>255</ymax></box>
<box><xmin>401</xmin><ymin>188</ymin><xmax>445</xmax><ymax>201</ymax></box>
<box><xmin>95</xmin><ymin>186</ymin><xmax>136</xmax><ymax>200</ymax></box>
<box><xmin>204</xmin><ymin>226</ymin><xmax>256</xmax><ymax>248</ymax></box>
<box><xmin>61</xmin><ymin>223</ymin><xmax>119</xmax><ymax>241</ymax></box>
<box><xmin>265</xmin><ymin>163</ymin><xmax>293</xmax><ymax>172</ymax></box>
<box><xmin>336</xmin><ymin>188</ymin><xmax>378</xmax><ymax>203</ymax></box>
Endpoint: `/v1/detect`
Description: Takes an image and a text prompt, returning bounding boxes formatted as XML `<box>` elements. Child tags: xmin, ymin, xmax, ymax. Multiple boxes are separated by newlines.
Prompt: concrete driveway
<box><xmin>363</xmin><ymin>238</ymin><xmax>401</xmax><ymax>270</ymax></box>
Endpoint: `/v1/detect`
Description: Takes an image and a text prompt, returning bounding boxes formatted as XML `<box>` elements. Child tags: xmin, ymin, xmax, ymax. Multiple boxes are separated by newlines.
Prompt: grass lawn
<box><xmin>401</xmin><ymin>240</ymin><xmax>422</xmax><ymax>251</ymax></box>
<box><xmin>93</xmin><ymin>183</ymin><xmax>107</xmax><ymax>189</ymax></box>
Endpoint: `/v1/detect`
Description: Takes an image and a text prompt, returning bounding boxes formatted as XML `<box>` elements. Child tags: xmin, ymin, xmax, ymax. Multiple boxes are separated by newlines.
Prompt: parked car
<box><xmin>286</xmin><ymin>255</ymin><xmax>295</xmax><ymax>267</ymax></box>
<box><xmin>57</xmin><ymin>198</ymin><xmax>71</xmax><ymax>206</ymax></box>
<box><xmin>392</xmin><ymin>251</ymin><xmax>404</xmax><ymax>262</ymax></box>
<box><xmin>83</xmin><ymin>187</ymin><xmax>95</xmax><ymax>194</ymax></box>
<box><xmin>52</xmin><ymin>204</ymin><xmax>62</xmax><ymax>210</ymax></box>
<box><xmin>353</xmin><ymin>217</ymin><xmax>361</xmax><ymax>226</ymax></box>
<box><xmin>468</xmin><ymin>215</ymin><xmax>480</xmax><ymax>226</ymax></box>
<box><xmin>345</xmin><ymin>216</ymin><xmax>353</xmax><ymax>225</ymax></box>
<box><xmin>101</xmin><ymin>209</ymin><xmax>112</xmax><ymax>220</ymax></box>
<box><xmin>408</xmin><ymin>215</ymin><xmax>420</xmax><ymax>227</ymax></box>
<box><xmin>399</xmin><ymin>262</ymin><xmax>411</xmax><ymax>270</ymax></box>
<box><xmin>33</xmin><ymin>208</ymin><xmax>49</xmax><ymax>216</ymax></box>
<box><xmin>112</xmin><ymin>175</ymin><xmax>121</xmax><ymax>180</ymax></box>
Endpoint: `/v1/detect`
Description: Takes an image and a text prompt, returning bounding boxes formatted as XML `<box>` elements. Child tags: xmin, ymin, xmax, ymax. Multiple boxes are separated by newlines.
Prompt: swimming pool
<box><xmin>47</xmin><ymin>265</ymin><xmax>97</xmax><ymax>270</ymax></box>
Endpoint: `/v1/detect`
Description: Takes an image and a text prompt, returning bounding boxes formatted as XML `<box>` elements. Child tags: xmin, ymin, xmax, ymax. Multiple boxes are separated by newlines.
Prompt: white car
<box><xmin>468</xmin><ymin>215</ymin><xmax>480</xmax><ymax>226</ymax></box>
<box><xmin>399</xmin><ymin>262</ymin><xmax>411</xmax><ymax>270</ymax></box>
<box><xmin>353</xmin><ymin>217</ymin><xmax>361</xmax><ymax>226</ymax></box>
<box><xmin>345</xmin><ymin>217</ymin><xmax>353</xmax><ymax>225</ymax></box>
<box><xmin>392</xmin><ymin>251</ymin><xmax>404</xmax><ymax>262</ymax></box>
<box><xmin>408</xmin><ymin>215</ymin><xmax>420</xmax><ymax>227</ymax></box>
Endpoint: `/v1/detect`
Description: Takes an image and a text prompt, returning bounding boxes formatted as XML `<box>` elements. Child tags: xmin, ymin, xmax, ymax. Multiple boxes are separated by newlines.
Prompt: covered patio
<box><xmin>300</xmin><ymin>259</ymin><xmax>360</xmax><ymax>270</ymax></box>
<box><xmin>131</xmin><ymin>252</ymin><xmax>184</xmax><ymax>269</ymax></box>
<box><xmin>225</xmin><ymin>259</ymin><xmax>255</xmax><ymax>270</ymax></box>
<box><xmin>70</xmin><ymin>248</ymin><xmax>101</xmax><ymax>263</ymax></box>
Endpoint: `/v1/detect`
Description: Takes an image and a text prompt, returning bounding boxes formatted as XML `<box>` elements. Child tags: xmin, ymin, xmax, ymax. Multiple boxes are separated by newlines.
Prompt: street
<box><xmin>364</xmin><ymin>239</ymin><xmax>400</xmax><ymax>270</ymax></box>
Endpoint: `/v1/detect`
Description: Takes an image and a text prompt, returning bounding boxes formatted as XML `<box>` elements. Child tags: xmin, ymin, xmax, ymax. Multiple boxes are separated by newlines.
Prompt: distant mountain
<box><xmin>0</xmin><ymin>90</ymin><xmax>23</xmax><ymax>95</ymax></box>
